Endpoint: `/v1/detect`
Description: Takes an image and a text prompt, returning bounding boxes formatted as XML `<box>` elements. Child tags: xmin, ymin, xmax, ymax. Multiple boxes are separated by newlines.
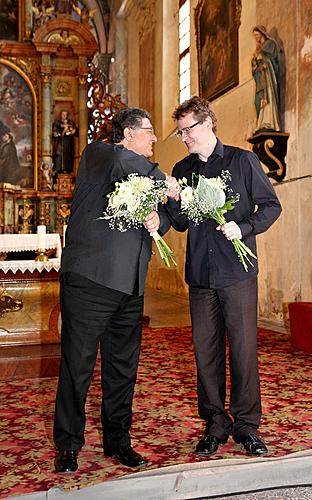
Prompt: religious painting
<box><xmin>0</xmin><ymin>0</ymin><xmax>19</xmax><ymax>41</ymax></box>
<box><xmin>195</xmin><ymin>0</ymin><xmax>241</xmax><ymax>101</ymax></box>
<box><xmin>0</xmin><ymin>60</ymin><xmax>36</xmax><ymax>189</ymax></box>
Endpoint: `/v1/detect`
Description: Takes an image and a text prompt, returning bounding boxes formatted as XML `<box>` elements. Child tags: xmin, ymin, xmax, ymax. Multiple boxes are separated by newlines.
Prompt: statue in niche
<box><xmin>52</xmin><ymin>110</ymin><xmax>77</xmax><ymax>174</ymax></box>
<box><xmin>251</xmin><ymin>25</ymin><xmax>282</xmax><ymax>133</ymax></box>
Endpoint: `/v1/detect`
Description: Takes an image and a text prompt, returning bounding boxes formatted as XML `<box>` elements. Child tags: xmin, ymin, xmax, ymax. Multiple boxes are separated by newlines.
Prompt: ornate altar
<box><xmin>0</xmin><ymin>2</ymin><xmax>124</xmax><ymax>379</ymax></box>
<box><xmin>0</xmin><ymin>2</ymin><xmax>98</xmax><ymax>234</ymax></box>
<box><xmin>0</xmin><ymin>233</ymin><xmax>62</xmax><ymax>379</ymax></box>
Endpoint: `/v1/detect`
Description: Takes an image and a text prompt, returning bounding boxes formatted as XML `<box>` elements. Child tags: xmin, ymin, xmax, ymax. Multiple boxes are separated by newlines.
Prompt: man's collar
<box><xmin>213</xmin><ymin>138</ymin><xmax>224</xmax><ymax>158</ymax></box>
<box><xmin>189</xmin><ymin>138</ymin><xmax>224</xmax><ymax>163</ymax></box>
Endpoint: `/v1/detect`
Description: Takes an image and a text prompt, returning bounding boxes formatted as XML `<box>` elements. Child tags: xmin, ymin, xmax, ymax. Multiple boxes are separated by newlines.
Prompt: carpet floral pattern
<box><xmin>0</xmin><ymin>327</ymin><xmax>311</xmax><ymax>498</ymax></box>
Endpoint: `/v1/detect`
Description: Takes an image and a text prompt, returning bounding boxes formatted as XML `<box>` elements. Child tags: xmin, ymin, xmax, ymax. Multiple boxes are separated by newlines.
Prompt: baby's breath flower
<box><xmin>179</xmin><ymin>171</ymin><xmax>257</xmax><ymax>272</ymax></box>
<box><xmin>98</xmin><ymin>173</ymin><xmax>176</xmax><ymax>267</ymax></box>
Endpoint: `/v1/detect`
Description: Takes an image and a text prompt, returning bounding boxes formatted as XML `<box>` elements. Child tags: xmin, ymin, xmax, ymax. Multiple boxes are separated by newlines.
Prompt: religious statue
<box><xmin>40</xmin><ymin>162</ymin><xmax>54</xmax><ymax>190</ymax></box>
<box><xmin>32</xmin><ymin>1</ymin><xmax>54</xmax><ymax>29</ymax></box>
<box><xmin>52</xmin><ymin>110</ymin><xmax>77</xmax><ymax>174</ymax></box>
<box><xmin>80</xmin><ymin>7</ymin><xmax>96</xmax><ymax>24</ymax></box>
<box><xmin>251</xmin><ymin>25</ymin><xmax>282</xmax><ymax>133</ymax></box>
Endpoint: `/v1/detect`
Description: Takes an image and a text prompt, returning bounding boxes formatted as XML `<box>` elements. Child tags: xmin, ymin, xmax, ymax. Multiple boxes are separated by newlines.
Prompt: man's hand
<box><xmin>165</xmin><ymin>175</ymin><xmax>180</xmax><ymax>201</ymax></box>
<box><xmin>216</xmin><ymin>221</ymin><xmax>242</xmax><ymax>240</ymax></box>
<box><xmin>144</xmin><ymin>210</ymin><xmax>160</xmax><ymax>233</ymax></box>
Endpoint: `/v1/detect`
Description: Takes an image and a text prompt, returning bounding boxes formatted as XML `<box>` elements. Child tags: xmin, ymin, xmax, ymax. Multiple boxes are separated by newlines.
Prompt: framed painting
<box><xmin>0</xmin><ymin>0</ymin><xmax>19</xmax><ymax>41</ymax></box>
<box><xmin>195</xmin><ymin>0</ymin><xmax>241</xmax><ymax>101</ymax></box>
<box><xmin>0</xmin><ymin>59</ymin><xmax>37</xmax><ymax>189</ymax></box>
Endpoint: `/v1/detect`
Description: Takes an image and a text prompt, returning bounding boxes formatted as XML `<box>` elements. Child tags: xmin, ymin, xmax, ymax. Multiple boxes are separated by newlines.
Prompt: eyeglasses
<box><xmin>175</xmin><ymin>121</ymin><xmax>201</xmax><ymax>139</ymax></box>
<box><xmin>137</xmin><ymin>127</ymin><xmax>155</xmax><ymax>135</ymax></box>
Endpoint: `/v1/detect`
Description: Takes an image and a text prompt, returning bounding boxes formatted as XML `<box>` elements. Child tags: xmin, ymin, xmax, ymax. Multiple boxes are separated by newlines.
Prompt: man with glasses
<box><xmin>54</xmin><ymin>107</ymin><xmax>179</xmax><ymax>473</ymax></box>
<box><xmin>167</xmin><ymin>96</ymin><xmax>281</xmax><ymax>457</ymax></box>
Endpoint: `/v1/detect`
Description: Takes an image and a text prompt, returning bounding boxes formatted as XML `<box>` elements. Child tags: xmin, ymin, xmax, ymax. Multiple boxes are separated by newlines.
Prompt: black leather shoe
<box><xmin>105</xmin><ymin>444</ymin><xmax>149</xmax><ymax>468</ymax></box>
<box><xmin>235</xmin><ymin>434</ymin><xmax>268</xmax><ymax>456</ymax></box>
<box><xmin>195</xmin><ymin>434</ymin><xmax>223</xmax><ymax>456</ymax></box>
<box><xmin>55</xmin><ymin>450</ymin><xmax>78</xmax><ymax>473</ymax></box>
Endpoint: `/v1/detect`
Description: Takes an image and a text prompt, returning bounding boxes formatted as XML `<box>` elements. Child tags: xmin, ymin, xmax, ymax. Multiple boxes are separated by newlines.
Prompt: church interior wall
<box><xmin>121</xmin><ymin>0</ymin><xmax>312</xmax><ymax>331</ymax></box>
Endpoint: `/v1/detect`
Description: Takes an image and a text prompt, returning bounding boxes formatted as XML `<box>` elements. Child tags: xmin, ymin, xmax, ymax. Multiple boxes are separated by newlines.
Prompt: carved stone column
<box><xmin>41</xmin><ymin>66</ymin><xmax>53</xmax><ymax>173</ymax></box>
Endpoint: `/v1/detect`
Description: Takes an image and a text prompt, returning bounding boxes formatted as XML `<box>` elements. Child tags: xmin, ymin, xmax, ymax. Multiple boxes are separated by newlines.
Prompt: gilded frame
<box><xmin>195</xmin><ymin>0</ymin><xmax>241</xmax><ymax>101</ymax></box>
<box><xmin>0</xmin><ymin>58</ymin><xmax>38</xmax><ymax>190</ymax></box>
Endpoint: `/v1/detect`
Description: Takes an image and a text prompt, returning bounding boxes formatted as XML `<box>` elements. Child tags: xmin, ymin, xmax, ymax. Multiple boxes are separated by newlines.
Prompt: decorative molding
<box><xmin>87</xmin><ymin>61</ymin><xmax>126</xmax><ymax>142</ymax></box>
<box><xmin>78</xmin><ymin>75</ymin><xmax>88</xmax><ymax>86</ymax></box>
<box><xmin>55</xmin><ymin>77</ymin><xmax>73</xmax><ymax>97</ymax></box>
<box><xmin>247</xmin><ymin>131</ymin><xmax>289</xmax><ymax>182</ymax></box>
<box><xmin>41</xmin><ymin>72</ymin><xmax>52</xmax><ymax>84</ymax></box>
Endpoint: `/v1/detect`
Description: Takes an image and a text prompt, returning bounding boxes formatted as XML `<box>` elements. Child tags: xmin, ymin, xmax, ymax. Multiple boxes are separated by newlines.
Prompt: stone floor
<box><xmin>144</xmin><ymin>287</ymin><xmax>191</xmax><ymax>328</ymax></box>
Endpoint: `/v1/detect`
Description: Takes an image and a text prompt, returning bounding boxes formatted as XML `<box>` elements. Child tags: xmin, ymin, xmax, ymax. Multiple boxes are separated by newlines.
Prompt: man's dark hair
<box><xmin>172</xmin><ymin>96</ymin><xmax>217</xmax><ymax>133</ymax></box>
<box><xmin>112</xmin><ymin>107</ymin><xmax>152</xmax><ymax>143</ymax></box>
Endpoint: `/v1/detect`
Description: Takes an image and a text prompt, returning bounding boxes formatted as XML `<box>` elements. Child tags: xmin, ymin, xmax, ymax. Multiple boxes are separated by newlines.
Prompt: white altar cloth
<box><xmin>0</xmin><ymin>234</ymin><xmax>62</xmax><ymax>257</ymax></box>
<box><xmin>0</xmin><ymin>258</ymin><xmax>61</xmax><ymax>274</ymax></box>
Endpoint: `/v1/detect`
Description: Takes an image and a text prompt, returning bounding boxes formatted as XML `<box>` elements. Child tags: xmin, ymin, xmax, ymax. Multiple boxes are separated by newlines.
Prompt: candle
<box><xmin>37</xmin><ymin>225</ymin><xmax>46</xmax><ymax>250</ymax></box>
<box><xmin>63</xmin><ymin>224</ymin><xmax>67</xmax><ymax>247</ymax></box>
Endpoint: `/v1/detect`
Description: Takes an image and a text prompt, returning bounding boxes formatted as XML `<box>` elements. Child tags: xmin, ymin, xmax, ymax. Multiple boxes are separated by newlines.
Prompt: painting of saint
<box><xmin>196</xmin><ymin>0</ymin><xmax>241</xmax><ymax>101</ymax></box>
<box><xmin>0</xmin><ymin>62</ymin><xmax>34</xmax><ymax>187</ymax></box>
<box><xmin>0</xmin><ymin>0</ymin><xmax>19</xmax><ymax>41</ymax></box>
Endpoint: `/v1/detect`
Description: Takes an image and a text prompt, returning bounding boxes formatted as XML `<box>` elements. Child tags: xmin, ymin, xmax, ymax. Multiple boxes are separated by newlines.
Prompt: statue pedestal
<box><xmin>247</xmin><ymin>131</ymin><xmax>289</xmax><ymax>182</ymax></box>
<box><xmin>55</xmin><ymin>173</ymin><xmax>74</xmax><ymax>195</ymax></box>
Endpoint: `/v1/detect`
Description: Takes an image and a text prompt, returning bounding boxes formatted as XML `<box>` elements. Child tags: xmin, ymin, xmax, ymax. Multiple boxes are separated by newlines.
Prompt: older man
<box><xmin>54</xmin><ymin>107</ymin><xmax>179</xmax><ymax>473</ymax></box>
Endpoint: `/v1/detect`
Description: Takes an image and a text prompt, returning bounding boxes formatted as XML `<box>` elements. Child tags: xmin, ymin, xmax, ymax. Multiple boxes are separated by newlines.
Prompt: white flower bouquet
<box><xmin>179</xmin><ymin>171</ymin><xmax>257</xmax><ymax>272</ymax></box>
<box><xmin>99</xmin><ymin>173</ymin><xmax>176</xmax><ymax>267</ymax></box>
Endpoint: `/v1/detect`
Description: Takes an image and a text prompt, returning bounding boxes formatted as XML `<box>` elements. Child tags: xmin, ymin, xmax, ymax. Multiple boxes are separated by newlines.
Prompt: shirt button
<box><xmin>209</xmin><ymin>249</ymin><xmax>213</xmax><ymax>253</ymax></box>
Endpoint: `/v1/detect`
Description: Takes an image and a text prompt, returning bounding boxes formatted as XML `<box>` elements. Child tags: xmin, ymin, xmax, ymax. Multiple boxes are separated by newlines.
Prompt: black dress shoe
<box><xmin>55</xmin><ymin>450</ymin><xmax>78</xmax><ymax>473</ymax></box>
<box><xmin>105</xmin><ymin>444</ymin><xmax>149</xmax><ymax>468</ymax></box>
<box><xmin>195</xmin><ymin>434</ymin><xmax>223</xmax><ymax>456</ymax></box>
<box><xmin>235</xmin><ymin>434</ymin><xmax>268</xmax><ymax>456</ymax></box>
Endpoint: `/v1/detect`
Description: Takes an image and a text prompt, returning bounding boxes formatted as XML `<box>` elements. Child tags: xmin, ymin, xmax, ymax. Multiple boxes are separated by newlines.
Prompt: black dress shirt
<box><xmin>61</xmin><ymin>141</ymin><xmax>167</xmax><ymax>296</ymax></box>
<box><xmin>166</xmin><ymin>139</ymin><xmax>282</xmax><ymax>289</ymax></box>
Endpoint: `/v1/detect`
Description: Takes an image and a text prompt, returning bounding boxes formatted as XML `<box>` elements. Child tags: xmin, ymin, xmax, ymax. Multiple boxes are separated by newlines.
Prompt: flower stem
<box><xmin>212</xmin><ymin>211</ymin><xmax>257</xmax><ymax>272</ymax></box>
<box><xmin>150</xmin><ymin>231</ymin><xmax>177</xmax><ymax>267</ymax></box>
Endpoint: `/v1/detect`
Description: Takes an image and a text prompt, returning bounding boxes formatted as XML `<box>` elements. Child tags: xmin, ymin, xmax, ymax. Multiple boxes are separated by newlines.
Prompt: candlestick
<box><xmin>63</xmin><ymin>224</ymin><xmax>67</xmax><ymax>247</ymax></box>
<box><xmin>37</xmin><ymin>225</ymin><xmax>46</xmax><ymax>251</ymax></box>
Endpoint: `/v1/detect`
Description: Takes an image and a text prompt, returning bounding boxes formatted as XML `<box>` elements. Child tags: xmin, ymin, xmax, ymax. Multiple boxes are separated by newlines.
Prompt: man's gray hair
<box><xmin>112</xmin><ymin>107</ymin><xmax>152</xmax><ymax>143</ymax></box>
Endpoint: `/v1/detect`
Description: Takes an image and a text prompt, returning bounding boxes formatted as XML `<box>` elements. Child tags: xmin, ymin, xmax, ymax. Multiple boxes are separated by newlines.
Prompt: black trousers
<box><xmin>189</xmin><ymin>277</ymin><xmax>261</xmax><ymax>442</ymax></box>
<box><xmin>53</xmin><ymin>272</ymin><xmax>144</xmax><ymax>451</ymax></box>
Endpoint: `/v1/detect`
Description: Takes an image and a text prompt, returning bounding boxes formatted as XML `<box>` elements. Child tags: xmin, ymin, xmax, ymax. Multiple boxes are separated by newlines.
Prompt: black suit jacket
<box><xmin>61</xmin><ymin>141</ymin><xmax>167</xmax><ymax>295</ymax></box>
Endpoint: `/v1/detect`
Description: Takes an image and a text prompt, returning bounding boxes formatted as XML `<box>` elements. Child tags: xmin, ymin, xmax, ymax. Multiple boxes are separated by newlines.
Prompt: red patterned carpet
<box><xmin>0</xmin><ymin>326</ymin><xmax>311</xmax><ymax>498</ymax></box>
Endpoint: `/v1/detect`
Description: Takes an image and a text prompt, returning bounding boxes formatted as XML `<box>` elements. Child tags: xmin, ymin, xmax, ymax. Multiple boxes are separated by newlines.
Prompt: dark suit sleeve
<box><xmin>162</xmin><ymin>162</ymin><xmax>189</xmax><ymax>233</ymax></box>
<box><xmin>158</xmin><ymin>203</ymin><xmax>172</xmax><ymax>236</ymax></box>
<box><xmin>238</xmin><ymin>152</ymin><xmax>282</xmax><ymax>237</ymax></box>
<box><xmin>112</xmin><ymin>151</ymin><xmax>166</xmax><ymax>181</ymax></box>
